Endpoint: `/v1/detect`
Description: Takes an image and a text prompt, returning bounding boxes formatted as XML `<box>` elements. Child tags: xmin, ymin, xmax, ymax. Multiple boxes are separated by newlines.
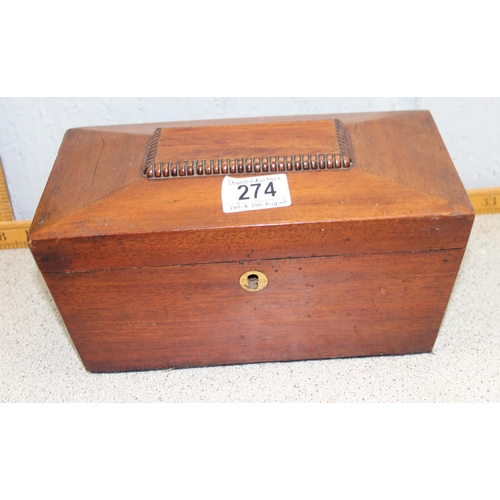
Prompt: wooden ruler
<box><xmin>0</xmin><ymin>220</ymin><xmax>31</xmax><ymax>249</ymax></box>
<box><xmin>0</xmin><ymin>158</ymin><xmax>30</xmax><ymax>249</ymax></box>
<box><xmin>0</xmin><ymin>157</ymin><xmax>14</xmax><ymax>221</ymax></box>
<box><xmin>467</xmin><ymin>188</ymin><xmax>500</xmax><ymax>215</ymax></box>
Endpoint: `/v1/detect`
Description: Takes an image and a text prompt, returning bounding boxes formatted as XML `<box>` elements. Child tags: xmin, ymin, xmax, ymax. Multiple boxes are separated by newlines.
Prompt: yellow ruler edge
<box><xmin>0</xmin><ymin>188</ymin><xmax>498</xmax><ymax>251</ymax></box>
<box><xmin>0</xmin><ymin>157</ymin><xmax>15</xmax><ymax>221</ymax></box>
<box><xmin>467</xmin><ymin>187</ymin><xmax>500</xmax><ymax>215</ymax></box>
<box><xmin>0</xmin><ymin>220</ymin><xmax>31</xmax><ymax>249</ymax></box>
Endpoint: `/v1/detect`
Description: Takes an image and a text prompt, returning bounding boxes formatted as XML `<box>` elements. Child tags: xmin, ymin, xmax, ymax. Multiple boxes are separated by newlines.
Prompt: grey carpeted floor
<box><xmin>1</xmin><ymin>215</ymin><xmax>499</xmax><ymax>403</ymax></box>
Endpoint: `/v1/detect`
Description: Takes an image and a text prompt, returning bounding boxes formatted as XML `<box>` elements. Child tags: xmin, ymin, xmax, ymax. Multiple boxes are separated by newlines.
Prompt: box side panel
<box><xmin>42</xmin><ymin>248</ymin><xmax>465</xmax><ymax>372</ymax></box>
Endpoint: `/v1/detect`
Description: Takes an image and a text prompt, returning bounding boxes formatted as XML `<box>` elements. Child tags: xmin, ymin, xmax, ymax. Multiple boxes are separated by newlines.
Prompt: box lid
<box><xmin>29</xmin><ymin>111</ymin><xmax>474</xmax><ymax>273</ymax></box>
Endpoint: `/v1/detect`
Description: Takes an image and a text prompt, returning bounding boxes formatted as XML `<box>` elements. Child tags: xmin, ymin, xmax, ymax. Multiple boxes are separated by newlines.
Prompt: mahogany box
<box><xmin>29</xmin><ymin>111</ymin><xmax>474</xmax><ymax>372</ymax></box>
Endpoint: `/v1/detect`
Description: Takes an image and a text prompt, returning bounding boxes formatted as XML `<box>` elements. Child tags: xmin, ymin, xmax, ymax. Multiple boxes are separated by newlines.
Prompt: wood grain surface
<box><xmin>43</xmin><ymin>249</ymin><xmax>465</xmax><ymax>372</ymax></box>
<box><xmin>154</xmin><ymin>120</ymin><xmax>339</xmax><ymax>161</ymax></box>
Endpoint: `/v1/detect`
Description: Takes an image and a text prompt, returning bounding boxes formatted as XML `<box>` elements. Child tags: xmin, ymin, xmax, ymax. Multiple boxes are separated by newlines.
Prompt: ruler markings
<box><xmin>0</xmin><ymin>220</ymin><xmax>31</xmax><ymax>249</ymax></box>
<box><xmin>467</xmin><ymin>188</ymin><xmax>500</xmax><ymax>215</ymax></box>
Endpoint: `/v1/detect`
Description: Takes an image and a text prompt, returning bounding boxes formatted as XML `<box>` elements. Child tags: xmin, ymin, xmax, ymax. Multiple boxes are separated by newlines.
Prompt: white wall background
<box><xmin>0</xmin><ymin>97</ymin><xmax>498</xmax><ymax>220</ymax></box>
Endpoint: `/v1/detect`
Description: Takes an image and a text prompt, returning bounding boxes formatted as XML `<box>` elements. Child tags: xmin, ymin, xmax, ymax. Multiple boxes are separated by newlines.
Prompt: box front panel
<box><xmin>44</xmin><ymin>249</ymin><xmax>464</xmax><ymax>372</ymax></box>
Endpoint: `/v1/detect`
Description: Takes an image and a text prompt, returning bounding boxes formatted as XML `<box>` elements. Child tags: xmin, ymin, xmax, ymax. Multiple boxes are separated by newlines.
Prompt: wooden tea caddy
<box><xmin>29</xmin><ymin>111</ymin><xmax>474</xmax><ymax>372</ymax></box>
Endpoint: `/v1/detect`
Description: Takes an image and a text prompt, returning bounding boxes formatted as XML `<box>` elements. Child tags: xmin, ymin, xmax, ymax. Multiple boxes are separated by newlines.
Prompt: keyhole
<box><xmin>239</xmin><ymin>270</ymin><xmax>268</xmax><ymax>292</ymax></box>
<box><xmin>247</xmin><ymin>274</ymin><xmax>259</xmax><ymax>289</ymax></box>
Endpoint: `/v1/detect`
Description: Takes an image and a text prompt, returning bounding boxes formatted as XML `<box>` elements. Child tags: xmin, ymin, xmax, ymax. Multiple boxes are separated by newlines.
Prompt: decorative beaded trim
<box><xmin>143</xmin><ymin>119</ymin><xmax>353</xmax><ymax>179</ymax></box>
<box><xmin>144</xmin><ymin>153</ymin><xmax>351</xmax><ymax>178</ymax></box>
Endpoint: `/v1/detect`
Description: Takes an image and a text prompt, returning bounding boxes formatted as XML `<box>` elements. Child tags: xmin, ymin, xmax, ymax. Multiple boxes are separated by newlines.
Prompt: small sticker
<box><xmin>221</xmin><ymin>174</ymin><xmax>292</xmax><ymax>213</ymax></box>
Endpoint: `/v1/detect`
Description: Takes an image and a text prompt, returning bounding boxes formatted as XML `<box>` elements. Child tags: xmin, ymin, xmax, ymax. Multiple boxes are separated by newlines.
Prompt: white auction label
<box><xmin>221</xmin><ymin>174</ymin><xmax>292</xmax><ymax>213</ymax></box>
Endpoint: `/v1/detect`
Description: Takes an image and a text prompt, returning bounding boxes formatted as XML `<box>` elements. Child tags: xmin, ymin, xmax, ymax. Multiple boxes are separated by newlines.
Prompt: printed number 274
<box><xmin>238</xmin><ymin>182</ymin><xmax>276</xmax><ymax>200</ymax></box>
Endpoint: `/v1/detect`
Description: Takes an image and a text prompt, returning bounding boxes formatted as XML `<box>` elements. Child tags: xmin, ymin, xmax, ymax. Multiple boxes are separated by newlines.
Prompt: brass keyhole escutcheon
<box><xmin>239</xmin><ymin>270</ymin><xmax>268</xmax><ymax>292</ymax></box>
